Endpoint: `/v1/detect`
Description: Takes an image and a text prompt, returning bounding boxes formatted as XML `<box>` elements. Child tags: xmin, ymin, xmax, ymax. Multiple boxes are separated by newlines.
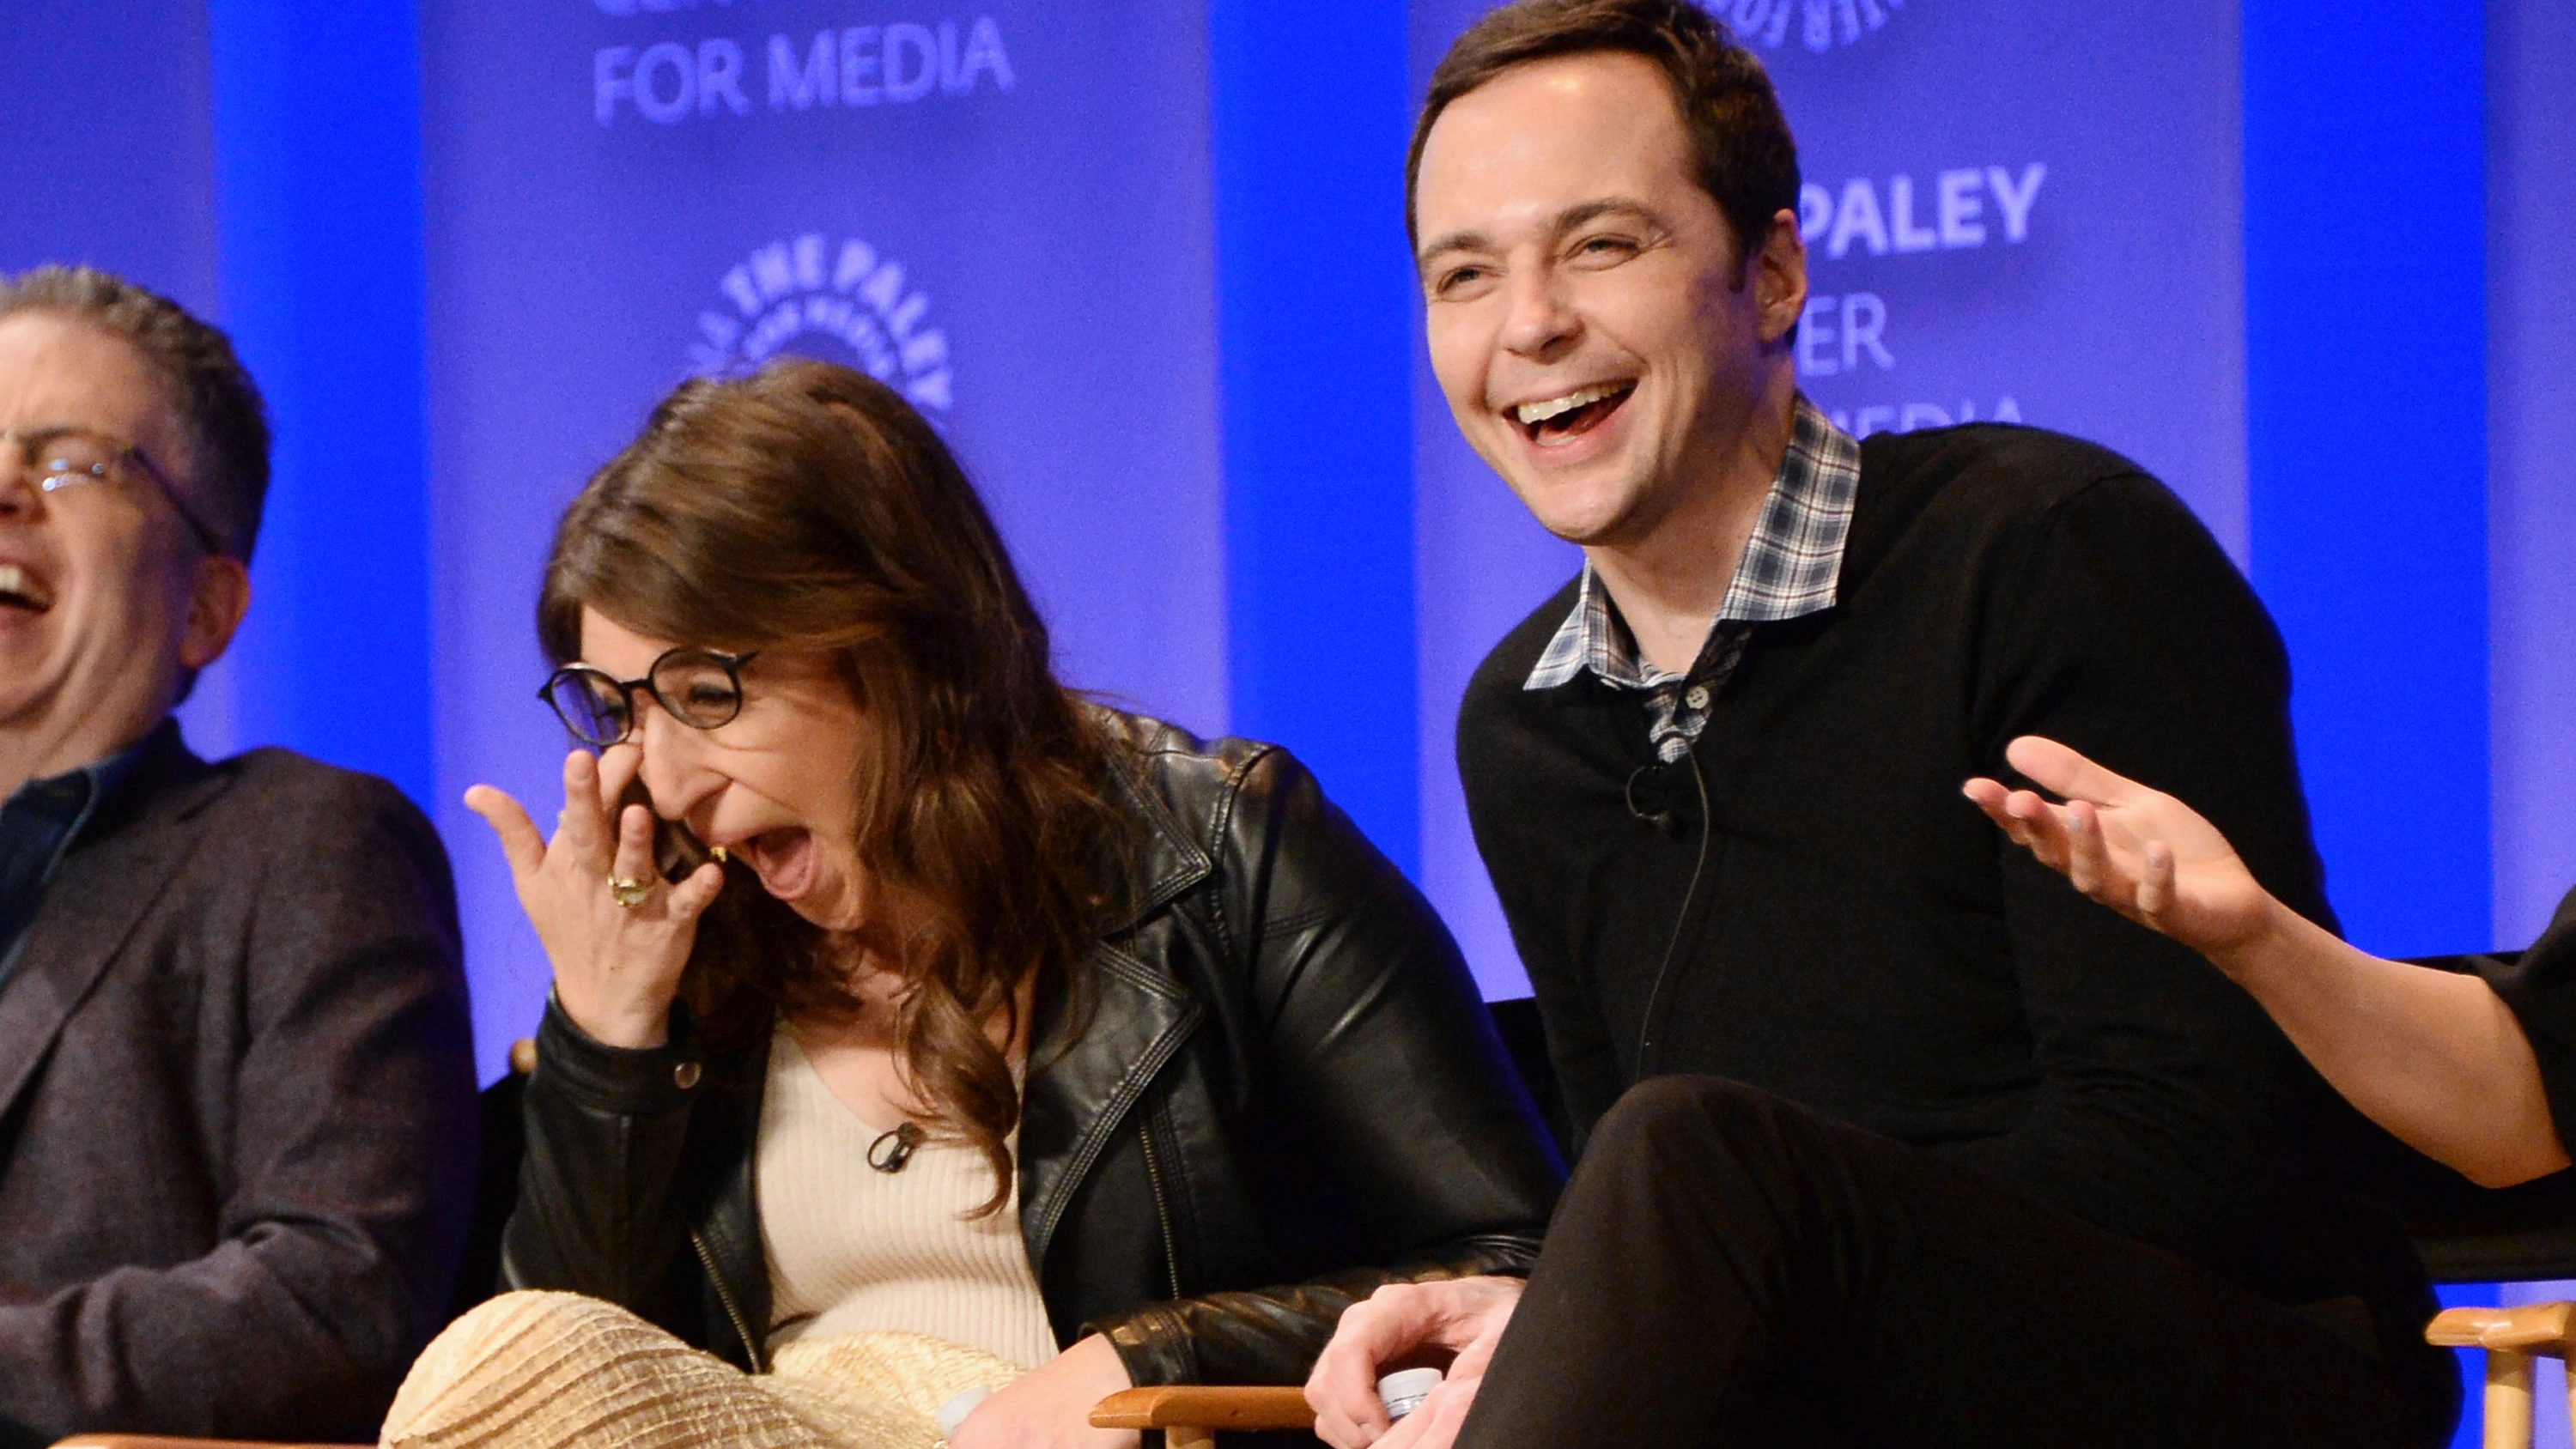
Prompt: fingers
<box><xmin>1309</xmin><ymin>1279</ymin><xmax>1519</xmax><ymax>1449</ymax></box>
<box><xmin>1965</xmin><ymin>779</ymin><xmax>2070</xmax><ymax>874</ymax></box>
<box><xmin>1960</xmin><ymin>777</ymin><xmax>2013</xmax><ymax>825</ymax></box>
<box><xmin>2139</xmin><ymin>840</ymin><xmax>2177</xmax><ymax>919</ymax></box>
<box><xmin>463</xmin><ymin>785</ymin><xmax>547</xmax><ymax>876</ymax></box>
<box><xmin>668</xmin><ymin>861</ymin><xmax>726</xmax><ymax>921</ymax></box>
<box><xmin>2063</xmin><ymin>801</ymin><xmax>2112</xmax><ymax>894</ymax></box>
<box><xmin>2003</xmin><ymin>735</ymin><xmax>2138</xmax><ymax>808</ymax></box>
<box><xmin>555</xmin><ymin>750</ymin><xmax>609</xmax><ymax>866</ymax></box>
<box><xmin>1377</xmin><ymin>1377</ymin><xmax>1478</xmax><ymax>1449</ymax></box>
<box><xmin>1309</xmin><ymin>1285</ymin><xmax>1436</xmax><ymax>1446</ymax></box>
<box><xmin>596</xmin><ymin>742</ymin><xmax>645</xmax><ymax>814</ymax></box>
<box><xmin>1309</xmin><ymin>1338</ymin><xmax>1395</xmax><ymax>1448</ymax></box>
<box><xmin>612</xmin><ymin>803</ymin><xmax>657</xmax><ymax>894</ymax></box>
<box><xmin>1445</xmin><ymin>1309</ymin><xmax>1510</xmax><ymax>1383</ymax></box>
<box><xmin>1999</xmin><ymin>789</ymin><xmax>2075</xmax><ymax>872</ymax></box>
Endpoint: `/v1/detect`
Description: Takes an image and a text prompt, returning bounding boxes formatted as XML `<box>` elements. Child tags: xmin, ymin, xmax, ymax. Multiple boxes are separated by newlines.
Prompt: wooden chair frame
<box><xmin>1086</xmin><ymin>1385</ymin><xmax>1315</xmax><ymax>1446</ymax></box>
<box><xmin>2429</xmin><ymin>1302</ymin><xmax>2576</xmax><ymax>1449</ymax></box>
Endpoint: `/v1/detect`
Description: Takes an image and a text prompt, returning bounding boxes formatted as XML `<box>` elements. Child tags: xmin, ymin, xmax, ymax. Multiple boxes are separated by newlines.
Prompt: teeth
<box><xmin>1515</xmin><ymin>383</ymin><xmax>1625</xmax><ymax>425</ymax></box>
<box><xmin>0</xmin><ymin>562</ymin><xmax>48</xmax><ymax>609</ymax></box>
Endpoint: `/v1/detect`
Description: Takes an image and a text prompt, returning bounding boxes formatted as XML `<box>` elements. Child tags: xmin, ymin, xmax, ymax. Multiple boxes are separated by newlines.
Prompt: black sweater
<box><xmin>1461</xmin><ymin>424</ymin><xmax>2442</xmax><ymax>1398</ymax></box>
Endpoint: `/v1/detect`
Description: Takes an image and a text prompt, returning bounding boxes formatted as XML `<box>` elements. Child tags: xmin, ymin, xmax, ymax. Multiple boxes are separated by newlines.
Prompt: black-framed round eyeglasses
<box><xmin>538</xmin><ymin>646</ymin><xmax>760</xmax><ymax>747</ymax></box>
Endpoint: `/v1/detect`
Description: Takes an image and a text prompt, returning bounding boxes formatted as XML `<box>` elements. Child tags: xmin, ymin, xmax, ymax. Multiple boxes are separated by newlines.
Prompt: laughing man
<box><xmin>1302</xmin><ymin>3</ymin><xmax>2451</xmax><ymax>1446</ymax></box>
<box><xmin>0</xmin><ymin>266</ymin><xmax>477</xmax><ymax>1444</ymax></box>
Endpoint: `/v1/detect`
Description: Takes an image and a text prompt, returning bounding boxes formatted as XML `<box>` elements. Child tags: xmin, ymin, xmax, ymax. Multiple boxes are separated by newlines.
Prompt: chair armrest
<box><xmin>51</xmin><ymin>1438</ymin><xmax>370</xmax><ymax>1449</ymax></box>
<box><xmin>2427</xmin><ymin>1300</ymin><xmax>2576</xmax><ymax>1355</ymax></box>
<box><xmin>1089</xmin><ymin>1385</ymin><xmax>1317</xmax><ymax>1432</ymax></box>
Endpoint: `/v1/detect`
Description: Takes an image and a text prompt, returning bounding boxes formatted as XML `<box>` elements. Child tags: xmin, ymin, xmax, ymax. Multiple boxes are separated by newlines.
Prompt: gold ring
<box><xmin>608</xmin><ymin>874</ymin><xmax>654</xmax><ymax>910</ymax></box>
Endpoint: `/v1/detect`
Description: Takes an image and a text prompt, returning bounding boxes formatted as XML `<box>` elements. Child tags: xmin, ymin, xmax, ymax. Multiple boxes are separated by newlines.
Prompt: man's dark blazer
<box><xmin>0</xmin><ymin>724</ymin><xmax>478</xmax><ymax>1443</ymax></box>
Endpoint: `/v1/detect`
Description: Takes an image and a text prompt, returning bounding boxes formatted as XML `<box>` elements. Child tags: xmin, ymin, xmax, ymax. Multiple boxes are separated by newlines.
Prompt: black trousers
<box><xmin>1455</xmin><ymin>1076</ymin><xmax>2439</xmax><ymax>1449</ymax></box>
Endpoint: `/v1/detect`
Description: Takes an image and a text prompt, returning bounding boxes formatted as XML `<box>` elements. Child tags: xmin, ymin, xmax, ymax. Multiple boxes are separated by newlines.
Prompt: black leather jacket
<box><xmin>501</xmin><ymin>713</ymin><xmax>1562</xmax><ymax>1387</ymax></box>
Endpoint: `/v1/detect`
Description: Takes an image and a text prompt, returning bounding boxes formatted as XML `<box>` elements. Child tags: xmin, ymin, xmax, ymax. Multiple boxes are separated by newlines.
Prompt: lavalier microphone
<box><xmin>1625</xmin><ymin>763</ymin><xmax>1682</xmax><ymax>837</ymax></box>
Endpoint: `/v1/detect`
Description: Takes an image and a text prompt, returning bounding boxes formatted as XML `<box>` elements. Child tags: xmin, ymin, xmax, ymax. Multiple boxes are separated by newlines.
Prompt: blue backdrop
<box><xmin>3</xmin><ymin>3</ymin><xmax>2571</xmax><ymax>1441</ymax></box>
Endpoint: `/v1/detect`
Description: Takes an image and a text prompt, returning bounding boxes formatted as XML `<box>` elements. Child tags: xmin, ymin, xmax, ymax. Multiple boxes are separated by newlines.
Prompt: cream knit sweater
<box><xmin>756</xmin><ymin>1029</ymin><xmax>1060</xmax><ymax>1371</ymax></box>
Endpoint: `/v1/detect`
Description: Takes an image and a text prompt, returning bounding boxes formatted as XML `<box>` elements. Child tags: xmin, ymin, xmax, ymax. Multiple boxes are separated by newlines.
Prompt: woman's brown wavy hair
<box><xmin>538</xmin><ymin>357</ymin><xmax>1126</xmax><ymax>1213</ymax></box>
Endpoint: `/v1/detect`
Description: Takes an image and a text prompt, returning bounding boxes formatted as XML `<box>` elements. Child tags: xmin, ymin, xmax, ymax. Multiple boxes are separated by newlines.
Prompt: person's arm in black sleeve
<box><xmin>1938</xmin><ymin>470</ymin><xmax>2344</xmax><ymax>1275</ymax></box>
<box><xmin>1088</xmin><ymin>747</ymin><xmax>1564</xmax><ymax>1388</ymax></box>
<box><xmin>0</xmin><ymin>772</ymin><xmax>479</xmax><ymax>1440</ymax></box>
<box><xmin>1455</xmin><ymin>693</ymin><xmax>1627</xmax><ymax>1149</ymax></box>
<box><xmin>1479</xmin><ymin>866</ymin><xmax>1623</xmax><ymax>1149</ymax></box>
<box><xmin>499</xmin><ymin>995</ymin><xmax>714</xmax><ymax>1339</ymax></box>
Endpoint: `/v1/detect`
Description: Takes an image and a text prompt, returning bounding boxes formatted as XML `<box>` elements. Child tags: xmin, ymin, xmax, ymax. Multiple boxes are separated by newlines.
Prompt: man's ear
<box><xmin>181</xmin><ymin>553</ymin><xmax>251</xmax><ymax>670</ymax></box>
<box><xmin>1751</xmin><ymin>207</ymin><xmax>1807</xmax><ymax>346</ymax></box>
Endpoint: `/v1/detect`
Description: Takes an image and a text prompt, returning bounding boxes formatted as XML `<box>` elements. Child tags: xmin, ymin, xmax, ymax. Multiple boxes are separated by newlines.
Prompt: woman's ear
<box><xmin>180</xmin><ymin>552</ymin><xmax>252</xmax><ymax>670</ymax></box>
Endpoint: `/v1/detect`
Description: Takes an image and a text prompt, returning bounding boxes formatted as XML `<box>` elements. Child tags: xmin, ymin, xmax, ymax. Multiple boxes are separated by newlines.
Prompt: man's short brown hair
<box><xmin>1407</xmin><ymin>0</ymin><xmax>1801</xmax><ymax>272</ymax></box>
<box><xmin>0</xmin><ymin>264</ymin><xmax>270</xmax><ymax>561</ymax></box>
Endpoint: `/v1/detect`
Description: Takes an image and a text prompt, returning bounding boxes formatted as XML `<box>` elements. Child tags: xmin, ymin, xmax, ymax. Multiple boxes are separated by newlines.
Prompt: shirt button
<box><xmin>1685</xmin><ymin>685</ymin><xmax>1710</xmax><ymax>710</ymax></box>
<box><xmin>673</xmin><ymin>1061</ymin><xmax>702</xmax><ymax>1089</ymax></box>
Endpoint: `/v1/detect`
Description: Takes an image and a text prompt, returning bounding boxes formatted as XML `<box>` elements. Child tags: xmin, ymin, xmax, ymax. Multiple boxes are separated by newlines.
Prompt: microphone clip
<box><xmin>1625</xmin><ymin>763</ymin><xmax>1684</xmax><ymax>837</ymax></box>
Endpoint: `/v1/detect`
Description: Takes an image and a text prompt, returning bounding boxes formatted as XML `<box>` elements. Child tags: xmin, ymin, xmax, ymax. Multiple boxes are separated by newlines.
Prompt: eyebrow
<box><xmin>1416</xmin><ymin>196</ymin><xmax>1668</xmax><ymax>270</ymax></box>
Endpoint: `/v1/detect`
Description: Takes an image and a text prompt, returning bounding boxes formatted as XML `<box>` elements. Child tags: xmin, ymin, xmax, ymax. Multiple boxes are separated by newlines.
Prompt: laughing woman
<box><xmin>408</xmin><ymin>360</ymin><xmax>1559</xmax><ymax>1449</ymax></box>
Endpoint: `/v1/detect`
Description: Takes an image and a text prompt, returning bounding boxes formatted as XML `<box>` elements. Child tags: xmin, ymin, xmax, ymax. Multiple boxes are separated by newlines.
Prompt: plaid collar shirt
<box><xmin>1524</xmin><ymin>395</ymin><xmax>1861</xmax><ymax>762</ymax></box>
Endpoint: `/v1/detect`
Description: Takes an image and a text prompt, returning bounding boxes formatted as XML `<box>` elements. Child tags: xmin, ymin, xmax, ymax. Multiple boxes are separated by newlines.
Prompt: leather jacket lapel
<box><xmin>1097</xmin><ymin>736</ymin><xmax>1213</xmax><ymax>933</ymax></box>
<box><xmin>1019</xmin><ymin>940</ymin><xmax>1201</xmax><ymax>1276</ymax></box>
<box><xmin>0</xmin><ymin>733</ymin><xmax>220</xmax><ymax>1126</ymax></box>
<box><xmin>1018</xmin><ymin>742</ymin><xmax>1217</xmax><ymax>1271</ymax></box>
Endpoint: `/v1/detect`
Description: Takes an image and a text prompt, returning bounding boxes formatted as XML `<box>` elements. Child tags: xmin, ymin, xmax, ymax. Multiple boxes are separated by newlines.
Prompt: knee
<box><xmin>442</xmin><ymin>1288</ymin><xmax>635</xmax><ymax>1343</ymax></box>
<box><xmin>386</xmin><ymin>1291</ymin><xmax>696</xmax><ymax>1446</ymax></box>
<box><xmin>401</xmin><ymin>1290</ymin><xmax>655</xmax><ymax>1395</ymax></box>
<box><xmin>1577</xmin><ymin>1076</ymin><xmax>1838</xmax><ymax>1198</ymax></box>
<box><xmin>1589</xmin><ymin>1074</ymin><xmax>1769</xmax><ymax>1154</ymax></box>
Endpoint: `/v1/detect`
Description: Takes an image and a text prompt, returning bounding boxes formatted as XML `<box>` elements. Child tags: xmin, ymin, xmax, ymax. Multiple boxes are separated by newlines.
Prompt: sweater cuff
<box><xmin>533</xmin><ymin>994</ymin><xmax>708</xmax><ymax>1115</ymax></box>
<box><xmin>1086</xmin><ymin>1304</ymin><xmax>1197</xmax><ymax>1387</ymax></box>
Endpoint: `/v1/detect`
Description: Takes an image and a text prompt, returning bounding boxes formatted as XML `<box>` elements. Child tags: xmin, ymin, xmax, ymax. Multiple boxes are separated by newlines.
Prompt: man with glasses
<box><xmin>0</xmin><ymin>265</ymin><xmax>477</xmax><ymax>1445</ymax></box>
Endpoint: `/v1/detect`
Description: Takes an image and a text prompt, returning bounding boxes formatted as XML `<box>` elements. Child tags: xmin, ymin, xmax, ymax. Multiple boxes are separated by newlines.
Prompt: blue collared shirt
<box><xmin>0</xmin><ymin>728</ymin><xmax>155</xmax><ymax>985</ymax></box>
<box><xmin>1524</xmin><ymin>395</ymin><xmax>1862</xmax><ymax>762</ymax></box>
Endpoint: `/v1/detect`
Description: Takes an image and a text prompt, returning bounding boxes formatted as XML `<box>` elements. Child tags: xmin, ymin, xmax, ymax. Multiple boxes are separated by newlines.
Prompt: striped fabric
<box><xmin>383</xmin><ymin>1289</ymin><xmax>1022</xmax><ymax>1449</ymax></box>
<box><xmin>1524</xmin><ymin>395</ymin><xmax>1861</xmax><ymax>762</ymax></box>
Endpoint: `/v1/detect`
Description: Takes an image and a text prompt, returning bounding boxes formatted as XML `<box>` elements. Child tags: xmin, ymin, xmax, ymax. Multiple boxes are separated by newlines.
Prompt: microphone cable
<box><xmin>1634</xmin><ymin>748</ymin><xmax>1711</xmax><ymax>1074</ymax></box>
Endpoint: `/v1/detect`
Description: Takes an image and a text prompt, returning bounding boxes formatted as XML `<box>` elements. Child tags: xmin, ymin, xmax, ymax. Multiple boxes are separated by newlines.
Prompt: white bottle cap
<box><xmin>936</xmin><ymin>1385</ymin><xmax>996</xmax><ymax>1437</ymax></box>
<box><xmin>1377</xmin><ymin>1367</ymin><xmax>1444</xmax><ymax>1421</ymax></box>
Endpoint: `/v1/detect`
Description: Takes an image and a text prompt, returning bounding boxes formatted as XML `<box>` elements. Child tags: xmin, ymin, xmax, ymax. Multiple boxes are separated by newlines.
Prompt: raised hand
<box><xmin>1961</xmin><ymin>735</ymin><xmax>2274</xmax><ymax>959</ymax></box>
<box><xmin>1305</xmin><ymin>1276</ymin><xmax>1522</xmax><ymax>1449</ymax></box>
<box><xmin>465</xmin><ymin>743</ymin><xmax>726</xmax><ymax>1047</ymax></box>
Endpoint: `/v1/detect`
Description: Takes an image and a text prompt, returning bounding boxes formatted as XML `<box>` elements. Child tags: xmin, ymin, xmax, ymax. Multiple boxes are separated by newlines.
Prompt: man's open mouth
<box><xmin>1515</xmin><ymin>381</ymin><xmax>1636</xmax><ymax>443</ymax></box>
<box><xmin>0</xmin><ymin>561</ymin><xmax>52</xmax><ymax>613</ymax></box>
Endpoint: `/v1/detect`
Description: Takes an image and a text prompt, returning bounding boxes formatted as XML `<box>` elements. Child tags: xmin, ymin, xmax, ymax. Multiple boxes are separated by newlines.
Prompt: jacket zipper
<box><xmin>690</xmin><ymin>1228</ymin><xmax>766</xmax><ymax>1373</ymax></box>
<box><xmin>1137</xmin><ymin>1112</ymin><xmax>1184</xmax><ymax>1300</ymax></box>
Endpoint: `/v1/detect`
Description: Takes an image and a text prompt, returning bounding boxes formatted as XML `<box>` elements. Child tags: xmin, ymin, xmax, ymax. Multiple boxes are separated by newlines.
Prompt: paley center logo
<box><xmin>688</xmin><ymin>233</ymin><xmax>952</xmax><ymax>412</ymax></box>
<box><xmin>1725</xmin><ymin>0</ymin><xmax>1905</xmax><ymax>52</ymax></box>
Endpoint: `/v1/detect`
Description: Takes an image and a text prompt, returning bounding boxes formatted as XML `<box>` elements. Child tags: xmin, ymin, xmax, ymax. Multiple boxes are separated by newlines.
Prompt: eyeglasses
<box><xmin>5</xmin><ymin>425</ymin><xmax>227</xmax><ymax>555</ymax></box>
<box><xmin>540</xmin><ymin>646</ymin><xmax>760</xmax><ymax>747</ymax></box>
